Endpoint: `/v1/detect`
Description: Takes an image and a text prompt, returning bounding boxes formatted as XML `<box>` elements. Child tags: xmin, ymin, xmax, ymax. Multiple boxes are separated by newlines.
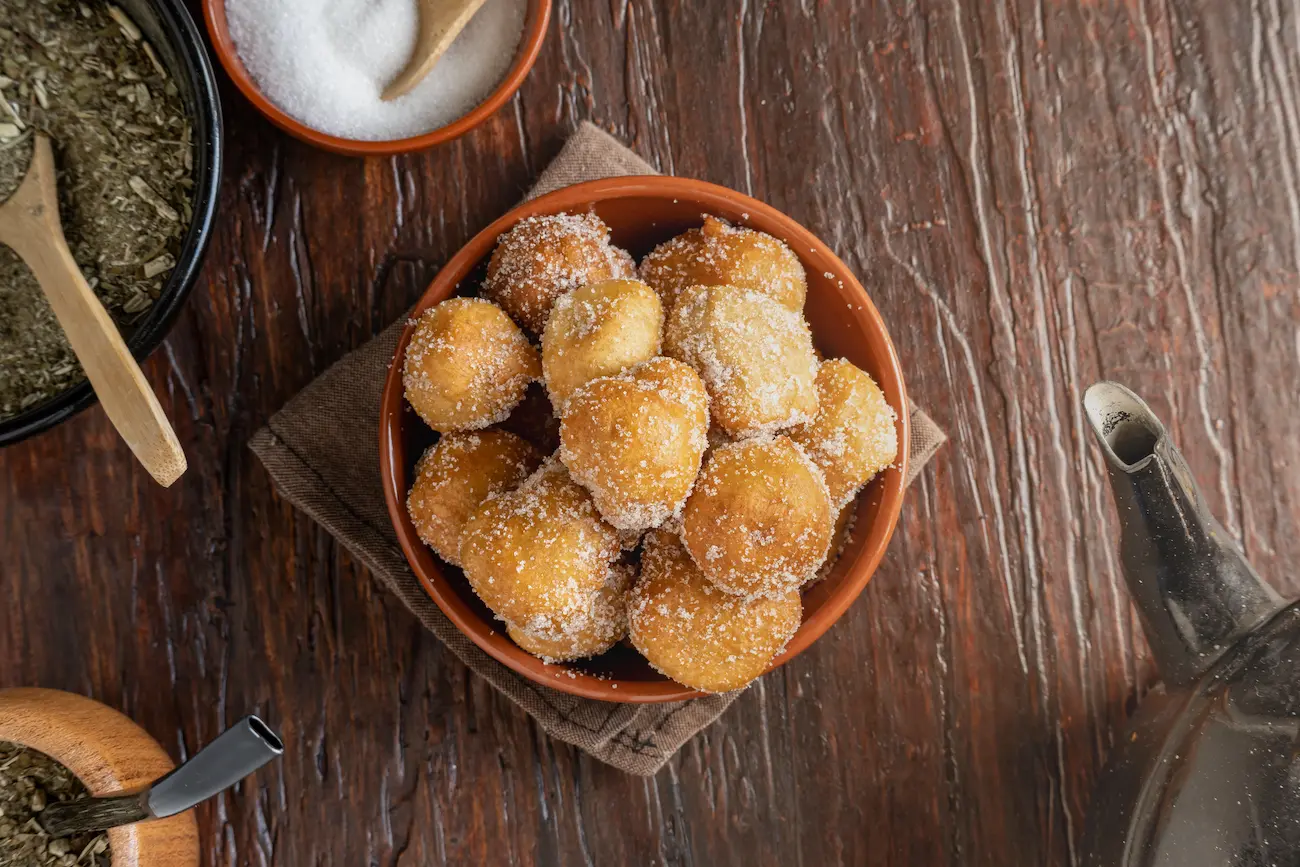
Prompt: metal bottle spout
<box><xmin>1084</xmin><ymin>382</ymin><xmax>1283</xmax><ymax>685</ymax></box>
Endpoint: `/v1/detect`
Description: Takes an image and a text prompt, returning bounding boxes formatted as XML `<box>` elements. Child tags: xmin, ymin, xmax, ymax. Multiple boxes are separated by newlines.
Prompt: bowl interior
<box><xmin>0</xmin><ymin>0</ymin><xmax>221</xmax><ymax>446</ymax></box>
<box><xmin>203</xmin><ymin>0</ymin><xmax>551</xmax><ymax>156</ymax></box>
<box><xmin>381</xmin><ymin>178</ymin><xmax>910</xmax><ymax>702</ymax></box>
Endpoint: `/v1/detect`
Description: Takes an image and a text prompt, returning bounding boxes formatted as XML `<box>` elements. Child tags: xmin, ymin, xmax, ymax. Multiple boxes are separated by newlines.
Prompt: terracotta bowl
<box><xmin>0</xmin><ymin>688</ymin><xmax>198</xmax><ymax>867</ymax></box>
<box><xmin>203</xmin><ymin>0</ymin><xmax>551</xmax><ymax>156</ymax></box>
<box><xmin>379</xmin><ymin>177</ymin><xmax>911</xmax><ymax>702</ymax></box>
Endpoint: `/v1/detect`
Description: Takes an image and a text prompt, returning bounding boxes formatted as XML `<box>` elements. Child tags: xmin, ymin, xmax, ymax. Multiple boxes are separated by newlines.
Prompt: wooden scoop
<box><xmin>0</xmin><ymin>135</ymin><xmax>186</xmax><ymax>486</ymax></box>
<box><xmin>382</xmin><ymin>0</ymin><xmax>490</xmax><ymax>101</ymax></box>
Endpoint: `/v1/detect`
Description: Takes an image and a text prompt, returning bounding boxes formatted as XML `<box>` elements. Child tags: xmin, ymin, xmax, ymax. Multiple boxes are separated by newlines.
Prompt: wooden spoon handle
<box><xmin>0</xmin><ymin>137</ymin><xmax>184</xmax><ymax>486</ymax></box>
<box><xmin>0</xmin><ymin>140</ymin><xmax>186</xmax><ymax>486</ymax></box>
<box><xmin>382</xmin><ymin>0</ymin><xmax>491</xmax><ymax>101</ymax></box>
<box><xmin>19</xmin><ymin>234</ymin><xmax>187</xmax><ymax>486</ymax></box>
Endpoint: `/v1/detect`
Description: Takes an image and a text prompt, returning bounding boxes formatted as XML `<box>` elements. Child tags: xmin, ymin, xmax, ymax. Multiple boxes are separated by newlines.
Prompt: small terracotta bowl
<box><xmin>203</xmin><ymin>0</ymin><xmax>551</xmax><ymax>156</ymax></box>
<box><xmin>0</xmin><ymin>688</ymin><xmax>198</xmax><ymax>867</ymax></box>
<box><xmin>379</xmin><ymin>177</ymin><xmax>911</xmax><ymax>702</ymax></box>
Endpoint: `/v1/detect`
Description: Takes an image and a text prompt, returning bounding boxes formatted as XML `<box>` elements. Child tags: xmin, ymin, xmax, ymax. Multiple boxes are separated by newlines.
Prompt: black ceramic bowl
<box><xmin>0</xmin><ymin>0</ymin><xmax>222</xmax><ymax>447</ymax></box>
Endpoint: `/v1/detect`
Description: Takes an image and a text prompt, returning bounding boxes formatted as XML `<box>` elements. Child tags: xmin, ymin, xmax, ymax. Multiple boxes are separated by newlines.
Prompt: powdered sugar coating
<box><xmin>664</xmin><ymin>284</ymin><xmax>819</xmax><ymax>438</ymax></box>
<box><xmin>628</xmin><ymin>530</ymin><xmax>802</xmax><ymax>692</ymax></box>
<box><xmin>406</xmin><ymin>430</ymin><xmax>541</xmax><ymax>567</ymax></box>
<box><xmin>402</xmin><ymin>298</ymin><xmax>540</xmax><ymax>431</ymax></box>
<box><xmin>482</xmin><ymin>212</ymin><xmax>636</xmax><ymax>333</ymax></box>
<box><xmin>507</xmin><ymin>562</ymin><xmax>633</xmax><ymax>662</ymax></box>
<box><xmin>639</xmin><ymin>216</ymin><xmax>807</xmax><ymax>311</ymax></box>
<box><xmin>681</xmin><ymin>435</ymin><xmax>834</xmax><ymax>599</ymax></box>
<box><xmin>788</xmin><ymin>358</ymin><xmax>899</xmax><ymax>509</ymax></box>
<box><xmin>558</xmin><ymin>357</ymin><xmax>710</xmax><ymax>533</ymax></box>
<box><xmin>541</xmin><ymin>278</ymin><xmax>664</xmax><ymax>410</ymax></box>
<box><xmin>611</xmin><ymin>245</ymin><xmax>636</xmax><ymax>278</ymax></box>
<box><xmin>459</xmin><ymin>459</ymin><xmax>622</xmax><ymax>633</ymax></box>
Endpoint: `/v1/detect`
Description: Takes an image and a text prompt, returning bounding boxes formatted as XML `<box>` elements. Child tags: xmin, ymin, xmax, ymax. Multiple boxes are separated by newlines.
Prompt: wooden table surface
<box><xmin>4</xmin><ymin>0</ymin><xmax>1300</xmax><ymax>864</ymax></box>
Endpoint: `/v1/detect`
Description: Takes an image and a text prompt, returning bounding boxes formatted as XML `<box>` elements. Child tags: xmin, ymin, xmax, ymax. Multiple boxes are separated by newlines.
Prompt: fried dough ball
<box><xmin>559</xmin><ymin>357</ymin><xmax>709</xmax><ymax>533</ymax></box>
<box><xmin>460</xmin><ymin>460</ymin><xmax>622</xmax><ymax>634</ymax></box>
<box><xmin>403</xmin><ymin>298</ymin><xmax>540</xmax><ymax>432</ymax></box>
<box><xmin>612</xmin><ymin>245</ymin><xmax>636</xmax><ymax>278</ymax></box>
<box><xmin>506</xmin><ymin>563</ymin><xmax>633</xmax><ymax>662</ymax></box>
<box><xmin>788</xmin><ymin>358</ymin><xmax>899</xmax><ymax>509</ymax></box>
<box><xmin>482</xmin><ymin>213</ymin><xmax>635</xmax><ymax>333</ymax></box>
<box><xmin>640</xmin><ymin>216</ymin><xmax>807</xmax><ymax>311</ymax></box>
<box><xmin>682</xmin><ymin>435</ymin><xmax>834</xmax><ymax>598</ymax></box>
<box><xmin>629</xmin><ymin>530</ymin><xmax>802</xmax><ymax>692</ymax></box>
<box><xmin>406</xmin><ymin>430</ymin><xmax>541</xmax><ymax>567</ymax></box>
<box><xmin>664</xmin><ymin>284</ymin><xmax>819</xmax><ymax>438</ymax></box>
<box><xmin>541</xmin><ymin>278</ymin><xmax>664</xmax><ymax>409</ymax></box>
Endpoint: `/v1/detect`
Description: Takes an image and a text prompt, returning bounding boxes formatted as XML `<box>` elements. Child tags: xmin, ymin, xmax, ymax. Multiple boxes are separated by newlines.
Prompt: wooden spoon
<box><xmin>382</xmin><ymin>0</ymin><xmax>490</xmax><ymax>101</ymax></box>
<box><xmin>0</xmin><ymin>135</ymin><xmax>186</xmax><ymax>486</ymax></box>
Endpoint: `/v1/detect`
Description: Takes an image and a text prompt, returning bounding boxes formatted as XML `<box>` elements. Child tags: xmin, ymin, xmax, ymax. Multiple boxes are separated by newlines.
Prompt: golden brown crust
<box><xmin>681</xmin><ymin>435</ymin><xmax>834</xmax><ymax>598</ymax></box>
<box><xmin>629</xmin><ymin>530</ymin><xmax>802</xmax><ymax>692</ymax></box>
<box><xmin>459</xmin><ymin>460</ymin><xmax>622</xmax><ymax>634</ymax></box>
<box><xmin>559</xmin><ymin>358</ymin><xmax>709</xmax><ymax>533</ymax></box>
<box><xmin>788</xmin><ymin>358</ymin><xmax>899</xmax><ymax>508</ymax></box>
<box><xmin>506</xmin><ymin>563</ymin><xmax>633</xmax><ymax>662</ymax></box>
<box><xmin>639</xmin><ymin>216</ymin><xmax>807</xmax><ymax>312</ymax></box>
<box><xmin>541</xmin><ymin>278</ymin><xmax>664</xmax><ymax>409</ymax></box>
<box><xmin>663</xmin><ymin>284</ymin><xmax>819</xmax><ymax>438</ymax></box>
<box><xmin>402</xmin><ymin>298</ymin><xmax>540</xmax><ymax>432</ymax></box>
<box><xmin>406</xmin><ymin>430</ymin><xmax>541</xmax><ymax>567</ymax></box>
<box><xmin>482</xmin><ymin>213</ymin><xmax>635</xmax><ymax>333</ymax></box>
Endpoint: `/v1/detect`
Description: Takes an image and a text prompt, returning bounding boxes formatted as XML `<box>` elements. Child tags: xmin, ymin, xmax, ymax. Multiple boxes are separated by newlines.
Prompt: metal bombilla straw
<box><xmin>39</xmin><ymin>715</ymin><xmax>284</xmax><ymax>837</ymax></box>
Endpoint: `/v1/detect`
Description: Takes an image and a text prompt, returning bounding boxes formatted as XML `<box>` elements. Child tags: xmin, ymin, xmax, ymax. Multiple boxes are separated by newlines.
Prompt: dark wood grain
<box><xmin>4</xmin><ymin>0</ymin><xmax>1299</xmax><ymax>864</ymax></box>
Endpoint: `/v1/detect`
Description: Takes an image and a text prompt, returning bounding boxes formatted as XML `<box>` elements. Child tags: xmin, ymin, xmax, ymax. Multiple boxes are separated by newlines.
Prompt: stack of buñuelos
<box><xmin>402</xmin><ymin>213</ymin><xmax>898</xmax><ymax>692</ymax></box>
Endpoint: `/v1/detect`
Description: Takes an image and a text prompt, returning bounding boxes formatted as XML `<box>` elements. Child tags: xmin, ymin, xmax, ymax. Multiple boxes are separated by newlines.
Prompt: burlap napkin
<box><xmin>250</xmin><ymin>122</ymin><xmax>947</xmax><ymax>776</ymax></box>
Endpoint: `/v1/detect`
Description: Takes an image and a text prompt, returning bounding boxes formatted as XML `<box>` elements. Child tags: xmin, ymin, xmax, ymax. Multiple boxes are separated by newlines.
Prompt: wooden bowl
<box><xmin>0</xmin><ymin>688</ymin><xmax>198</xmax><ymax>867</ymax></box>
<box><xmin>378</xmin><ymin>176</ymin><xmax>911</xmax><ymax>702</ymax></box>
<box><xmin>202</xmin><ymin>0</ymin><xmax>551</xmax><ymax>156</ymax></box>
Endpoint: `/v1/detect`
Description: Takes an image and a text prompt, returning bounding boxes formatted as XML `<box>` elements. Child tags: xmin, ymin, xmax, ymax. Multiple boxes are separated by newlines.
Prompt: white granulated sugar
<box><xmin>226</xmin><ymin>0</ymin><xmax>527</xmax><ymax>140</ymax></box>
